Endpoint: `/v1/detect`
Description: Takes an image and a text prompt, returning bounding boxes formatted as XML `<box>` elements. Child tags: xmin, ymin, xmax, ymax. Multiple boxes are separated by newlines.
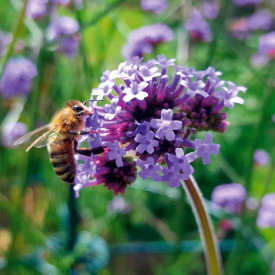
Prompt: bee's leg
<box><xmin>73</xmin><ymin>140</ymin><xmax>104</xmax><ymax>156</ymax></box>
<box><xmin>68</xmin><ymin>130</ymin><xmax>98</xmax><ymax>135</ymax></box>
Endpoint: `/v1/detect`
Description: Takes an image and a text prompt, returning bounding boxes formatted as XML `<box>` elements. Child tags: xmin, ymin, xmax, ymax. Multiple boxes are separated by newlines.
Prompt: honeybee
<box><xmin>14</xmin><ymin>100</ymin><xmax>104</xmax><ymax>183</ymax></box>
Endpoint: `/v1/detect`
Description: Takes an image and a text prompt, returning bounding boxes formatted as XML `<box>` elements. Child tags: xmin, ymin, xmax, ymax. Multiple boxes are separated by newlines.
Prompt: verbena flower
<box><xmin>122</xmin><ymin>24</ymin><xmax>173</xmax><ymax>60</ymax></box>
<box><xmin>74</xmin><ymin>55</ymin><xmax>245</xmax><ymax>196</ymax></box>
<box><xmin>0</xmin><ymin>57</ymin><xmax>37</xmax><ymax>98</ymax></box>
<box><xmin>232</xmin><ymin>0</ymin><xmax>262</xmax><ymax>6</ymax></box>
<box><xmin>229</xmin><ymin>18</ymin><xmax>249</xmax><ymax>40</ymax></box>
<box><xmin>185</xmin><ymin>9</ymin><xmax>212</xmax><ymax>42</ymax></box>
<box><xmin>1</xmin><ymin>122</ymin><xmax>27</xmax><ymax>147</ymax></box>
<box><xmin>141</xmin><ymin>0</ymin><xmax>168</xmax><ymax>14</ymax></box>
<box><xmin>211</xmin><ymin>183</ymin><xmax>246</xmax><ymax>214</ymax></box>
<box><xmin>46</xmin><ymin>16</ymin><xmax>80</xmax><ymax>57</ymax></box>
<box><xmin>251</xmin><ymin>31</ymin><xmax>275</xmax><ymax>66</ymax></box>
<box><xmin>254</xmin><ymin>149</ymin><xmax>270</xmax><ymax>166</ymax></box>
<box><xmin>26</xmin><ymin>0</ymin><xmax>49</xmax><ymax>19</ymax></box>
<box><xmin>202</xmin><ymin>2</ymin><xmax>219</xmax><ymax>20</ymax></box>
<box><xmin>257</xmin><ymin>194</ymin><xmax>275</xmax><ymax>228</ymax></box>
<box><xmin>247</xmin><ymin>10</ymin><xmax>274</xmax><ymax>31</ymax></box>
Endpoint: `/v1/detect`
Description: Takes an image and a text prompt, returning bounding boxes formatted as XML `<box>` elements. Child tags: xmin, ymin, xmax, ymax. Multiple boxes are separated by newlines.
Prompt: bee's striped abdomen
<box><xmin>48</xmin><ymin>138</ymin><xmax>76</xmax><ymax>183</ymax></box>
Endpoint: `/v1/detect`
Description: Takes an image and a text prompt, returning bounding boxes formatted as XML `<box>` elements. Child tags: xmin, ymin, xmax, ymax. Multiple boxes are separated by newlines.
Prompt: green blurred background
<box><xmin>0</xmin><ymin>0</ymin><xmax>275</xmax><ymax>274</ymax></box>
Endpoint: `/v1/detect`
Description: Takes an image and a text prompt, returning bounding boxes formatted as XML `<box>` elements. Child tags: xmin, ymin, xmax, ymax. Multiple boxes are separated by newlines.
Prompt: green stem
<box><xmin>67</xmin><ymin>185</ymin><xmax>79</xmax><ymax>252</ymax></box>
<box><xmin>182</xmin><ymin>177</ymin><xmax>222</xmax><ymax>275</ymax></box>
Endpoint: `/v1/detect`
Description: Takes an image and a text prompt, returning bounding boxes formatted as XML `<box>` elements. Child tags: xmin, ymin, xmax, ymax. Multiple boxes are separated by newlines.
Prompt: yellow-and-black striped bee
<box><xmin>14</xmin><ymin>100</ymin><xmax>104</xmax><ymax>183</ymax></box>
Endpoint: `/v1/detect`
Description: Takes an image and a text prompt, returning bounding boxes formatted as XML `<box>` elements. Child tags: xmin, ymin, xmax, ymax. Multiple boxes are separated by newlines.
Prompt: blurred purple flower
<box><xmin>75</xmin><ymin>55</ymin><xmax>245</xmax><ymax>195</ymax></box>
<box><xmin>250</xmin><ymin>53</ymin><xmax>269</xmax><ymax>67</ymax></box>
<box><xmin>107</xmin><ymin>196</ymin><xmax>131</xmax><ymax>214</ymax></box>
<box><xmin>122</xmin><ymin>24</ymin><xmax>173</xmax><ymax>59</ymax></box>
<box><xmin>1</xmin><ymin>122</ymin><xmax>27</xmax><ymax>147</ymax></box>
<box><xmin>211</xmin><ymin>183</ymin><xmax>246</xmax><ymax>214</ymax></box>
<box><xmin>46</xmin><ymin>16</ymin><xmax>79</xmax><ymax>41</ymax></box>
<box><xmin>59</xmin><ymin>35</ymin><xmax>80</xmax><ymax>58</ymax></box>
<box><xmin>232</xmin><ymin>0</ymin><xmax>262</xmax><ymax>6</ymax></box>
<box><xmin>254</xmin><ymin>149</ymin><xmax>270</xmax><ymax>166</ymax></box>
<box><xmin>252</xmin><ymin>31</ymin><xmax>275</xmax><ymax>66</ymax></box>
<box><xmin>257</xmin><ymin>194</ymin><xmax>275</xmax><ymax>228</ymax></box>
<box><xmin>185</xmin><ymin>9</ymin><xmax>212</xmax><ymax>42</ymax></box>
<box><xmin>247</xmin><ymin>10</ymin><xmax>274</xmax><ymax>31</ymax></box>
<box><xmin>141</xmin><ymin>0</ymin><xmax>168</xmax><ymax>14</ymax></box>
<box><xmin>229</xmin><ymin>18</ymin><xmax>249</xmax><ymax>40</ymax></box>
<box><xmin>46</xmin><ymin>16</ymin><xmax>80</xmax><ymax>57</ymax></box>
<box><xmin>0</xmin><ymin>30</ymin><xmax>12</xmax><ymax>57</ymax></box>
<box><xmin>258</xmin><ymin>31</ymin><xmax>275</xmax><ymax>58</ymax></box>
<box><xmin>202</xmin><ymin>2</ymin><xmax>219</xmax><ymax>20</ymax></box>
<box><xmin>0</xmin><ymin>58</ymin><xmax>37</xmax><ymax>98</ymax></box>
<box><xmin>26</xmin><ymin>0</ymin><xmax>49</xmax><ymax>19</ymax></box>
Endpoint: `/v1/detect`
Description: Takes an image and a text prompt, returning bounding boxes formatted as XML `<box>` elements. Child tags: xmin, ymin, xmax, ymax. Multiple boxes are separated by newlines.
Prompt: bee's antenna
<box><xmin>83</xmin><ymin>99</ymin><xmax>105</xmax><ymax>106</ymax></box>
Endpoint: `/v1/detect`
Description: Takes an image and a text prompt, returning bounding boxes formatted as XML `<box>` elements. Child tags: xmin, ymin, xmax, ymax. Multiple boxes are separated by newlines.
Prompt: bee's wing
<box><xmin>13</xmin><ymin>124</ymin><xmax>51</xmax><ymax>146</ymax></box>
<box><xmin>25</xmin><ymin>124</ymin><xmax>62</xmax><ymax>152</ymax></box>
<box><xmin>34</xmin><ymin>132</ymin><xmax>59</xmax><ymax>149</ymax></box>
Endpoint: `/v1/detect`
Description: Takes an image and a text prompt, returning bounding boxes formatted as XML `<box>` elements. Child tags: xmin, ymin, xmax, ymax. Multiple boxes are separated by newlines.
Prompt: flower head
<box><xmin>0</xmin><ymin>58</ymin><xmax>37</xmax><ymax>98</ymax></box>
<box><xmin>254</xmin><ymin>149</ymin><xmax>270</xmax><ymax>166</ymax></box>
<box><xmin>232</xmin><ymin>0</ymin><xmax>262</xmax><ymax>6</ymax></box>
<box><xmin>46</xmin><ymin>16</ymin><xmax>80</xmax><ymax>57</ymax></box>
<box><xmin>257</xmin><ymin>194</ymin><xmax>275</xmax><ymax>228</ymax></box>
<box><xmin>247</xmin><ymin>10</ymin><xmax>274</xmax><ymax>31</ymax></box>
<box><xmin>211</xmin><ymin>183</ymin><xmax>246</xmax><ymax>214</ymax></box>
<box><xmin>75</xmin><ymin>55</ymin><xmax>245</xmax><ymax>195</ymax></box>
<box><xmin>122</xmin><ymin>24</ymin><xmax>173</xmax><ymax>60</ymax></box>
<box><xmin>26</xmin><ymin>0</ymin><xmax>49</xmax><ymax>19</ymax></box>
<box><xmin>1</xmin><ymin>122</ymin><xmax>27</xmax><ymax>147</ymax></box>
<box><xmin>141</xmin><ymin>0</ymin><xmax>168</xmax><ymax>14</ymax></box>
<box><xmin>185</xmin><ymin>9</ymin><xmax>212</xmax><ymax>42</ymax></box>
<box><xmin>202</xmin><ymin>2</ymin><xmax>219</xmax><ymax>20</ymax></box>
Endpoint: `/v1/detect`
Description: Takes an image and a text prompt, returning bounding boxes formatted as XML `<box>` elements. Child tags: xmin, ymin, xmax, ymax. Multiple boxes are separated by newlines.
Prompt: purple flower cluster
<box><xmin>229</xmin><ymin>18</ymin><xmax>250</xmax><ymax>40</ymax></box>
<box><xmin>254</xmin><ymin>149</ymin><xmax>270</xmax><ymax>166</ymax></box>
<box><xmin>252</xmin><ymin>31</ymin><xmax>275</xmax><ymax>66</ymax></box>
<box><xmin>26</xmin><ymin>0</ymin><xmax>83</xmax><ymax>19</ymax></box>
<box><xmin>202</xmin><ymin>2</ymin><xmax>219</xmax><ymax>20</ymax></box>
<box><xmin>185</xmin><ymin>9</ymin><xmax>212</xmax><ymax>42</ymax></box>
<box><xmin>247</xmin><ymin>10</ymin><xmax>274</xmax><ymax>31</ymax></box>
<box><xmin>122</xmin><ymin>24</ymin><xmax>173</xmax><ymax>60</ymax></box>
<box><xmin>1</xmin><ymin>122</ymin><xmax>27</xmax><ymax>147</ymax></box>
<box><xmin>257</xmin><ymin>194</ymin><xmax>275</xmax><ymax>228</ymax></box>
<box><xmin>26</xmin><ymin>0</ymin><xmax>49</xmax><ymax>19</ymax></box>
<box><xmin>140</xmin><ymin>0</ymin><xmax>168</xmax><ymax>14</ymax></box>
<box><xmin>232</xmin><ymin>0</ymin><xmax>262</xmax><ymax>6</ymax></box>
<box><xmin>46</xmin><ymin>16</ymin><xmax>80</xmax><ymax>58</ymax></box>
<box><xmin>0</xmin><ymin>58</ymin><xmax>37</xmax><ymax>98</ymax></box>
<box><xmin>74</xmin><ymin>55</ymin><xmax>245</xmax><ymax>195</ymax></box>
<box><xmin>211</xmin><ymin>183</ymin><xmax>246</xmax><ymax>214</ymax></box>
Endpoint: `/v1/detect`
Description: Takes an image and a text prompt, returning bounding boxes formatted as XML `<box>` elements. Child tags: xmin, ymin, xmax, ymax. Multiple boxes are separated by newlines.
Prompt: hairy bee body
<box><xmin>48</xmin><ymin>137</ymin><xmax>76</xmax><ymax>183</ymax></box>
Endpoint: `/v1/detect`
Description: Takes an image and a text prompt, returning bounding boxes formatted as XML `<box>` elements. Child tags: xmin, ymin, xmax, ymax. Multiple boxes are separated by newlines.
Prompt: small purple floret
<box><xmin>107</xmin><ymin>140</ymin><xmax>126</xmax><ymax>167</ymax></box>
<box><xmin>150</xmin><ymin>109</ymin><xmax>182</xmax><ymax>141</ymax></box>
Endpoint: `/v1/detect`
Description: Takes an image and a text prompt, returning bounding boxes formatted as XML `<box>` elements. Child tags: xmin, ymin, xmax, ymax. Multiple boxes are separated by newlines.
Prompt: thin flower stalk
<box><xmin>182</xmin><ymin>176</ymin><xmax>222</xmax><ymax>275</ymax></box>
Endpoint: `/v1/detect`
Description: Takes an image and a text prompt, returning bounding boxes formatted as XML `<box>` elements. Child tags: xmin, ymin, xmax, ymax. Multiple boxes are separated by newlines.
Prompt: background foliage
<box><xmin>0</xmin><ymin>0</ymin><xmax>274</xmax><ymax>274</ymax></box>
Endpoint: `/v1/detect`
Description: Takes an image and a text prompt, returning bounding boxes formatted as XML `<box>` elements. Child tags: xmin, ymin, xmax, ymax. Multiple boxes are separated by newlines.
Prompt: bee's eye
<box><xmin>72</xmin><ymin>105</ymin><xmax>84</xmax><ymax>112</ymax></box>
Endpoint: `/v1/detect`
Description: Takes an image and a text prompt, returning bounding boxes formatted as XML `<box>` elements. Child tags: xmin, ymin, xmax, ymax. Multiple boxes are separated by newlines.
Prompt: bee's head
<box><xmin>66</xmin><ymin>100</ymin><xmax>93</xmax><ymax>116</ymax></box>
